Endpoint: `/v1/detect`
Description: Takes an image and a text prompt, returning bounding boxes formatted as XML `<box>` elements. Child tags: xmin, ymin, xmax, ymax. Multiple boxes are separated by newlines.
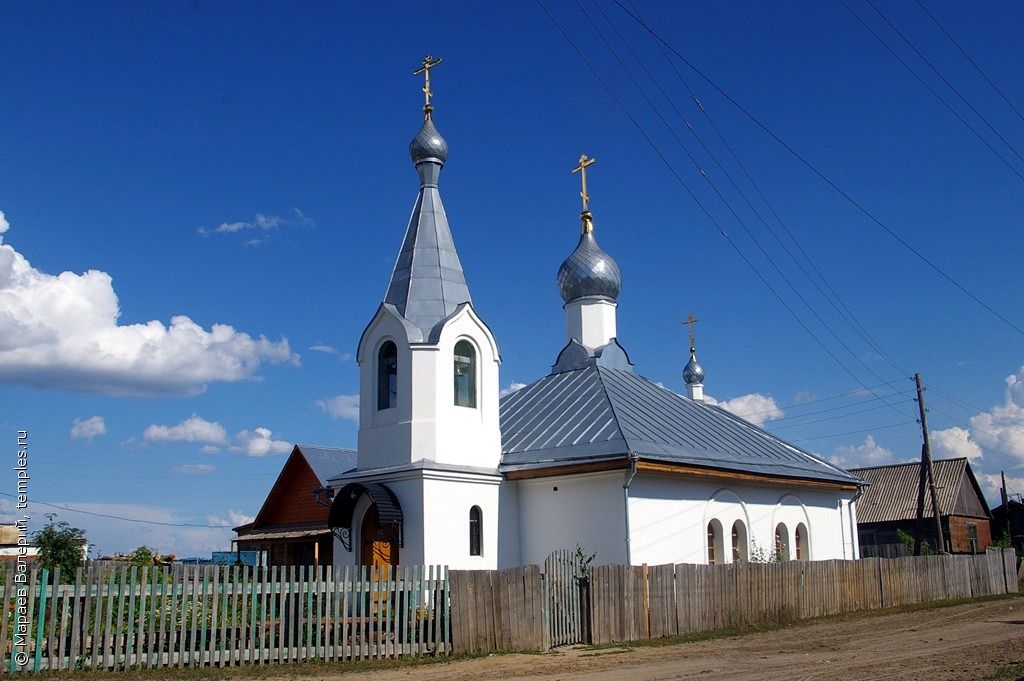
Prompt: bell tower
<box><xmin>355</xmin><ymin>56</ymin><xmax>501</xmax><ymax>472</ymax></box>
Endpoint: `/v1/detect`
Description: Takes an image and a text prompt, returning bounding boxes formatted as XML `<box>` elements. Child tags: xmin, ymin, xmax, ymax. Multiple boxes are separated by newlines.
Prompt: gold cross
<box><xmin>571</xmin><ymin>154</ymin><xmax>597</xmax><ymax>213</ymax></box>
<box><xmin>413</xmin><ymin>55</ymin><xmax>443</xmax><ymax>116</ymax></box>
<box><xmin>684</xmin><ymin>313</ymin><xmax>699</xmax><ymax>352</ymax></box>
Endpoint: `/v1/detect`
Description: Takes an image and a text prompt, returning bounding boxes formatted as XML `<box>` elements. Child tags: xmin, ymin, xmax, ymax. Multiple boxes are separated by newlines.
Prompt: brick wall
<box><xmin>947</xmin><ymin>515</ymin><xmax>992</xmax><ymax>553</ymax></box>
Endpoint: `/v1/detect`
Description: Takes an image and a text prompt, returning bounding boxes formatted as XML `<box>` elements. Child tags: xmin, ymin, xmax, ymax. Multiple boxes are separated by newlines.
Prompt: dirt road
<box><xmin>319</xmin><ymin>598</ymin><xmax>1024</xmax><ymax>681</ymax></box>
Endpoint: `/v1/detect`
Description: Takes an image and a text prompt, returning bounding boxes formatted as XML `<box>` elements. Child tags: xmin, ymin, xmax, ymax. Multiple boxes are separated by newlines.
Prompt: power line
<box><xmin>913</xmin><ymin>0</ymin><xmax>1024</xmax><ymax>125</ymax></box>
<box><xmin>791</xmin><ymin>420</ymin><xmax>917</xmax><ymax>442</ymax></box>
<box><xmin>837</xmin><ymin>0</ymin><xmax>1024</xmax><ymax>181</ymax></box>
<box><xmin>768</xmin><ymin>398</ymin><xmax>917</xmax><ymax>429</ymax></box>
<box><xmin>550</xmin><ymin>0</ymin><xmax>910</xmax><ymax>419</ymax></box>
<box><xmin>608</xmin><ymin>0</ymin><xmax>1024</xmax><ymax>339</ymax></box>
<box><xmin>736</xmin><ymin>379</ymin><xmax>909</xmax><ymax>418</ymax></box>
<box><xmin>591</xmin><ymin>0</ymin><xmax>911</xmax><ymax>382</ymax></box>
<box><xmin>0</xmin><ymin>492</ymin><xmax>229</xmax><ymax>528</ymax></box>
<box><xmin>862</xmin><ymin>0</ymin><xmax>1024</xmax><ymax>166</ymax></box>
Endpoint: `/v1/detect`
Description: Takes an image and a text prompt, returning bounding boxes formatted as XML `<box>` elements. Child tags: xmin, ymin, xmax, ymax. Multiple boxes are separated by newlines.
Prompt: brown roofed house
<box><xmin>234</xmin><ymin>445</ymin><xmax>356</xmax><ymax>567</ymax></box>
<box><xmin>851</xmin><ymin>457</ymin><xmax>991</xmax><ymax>555</ymax></box>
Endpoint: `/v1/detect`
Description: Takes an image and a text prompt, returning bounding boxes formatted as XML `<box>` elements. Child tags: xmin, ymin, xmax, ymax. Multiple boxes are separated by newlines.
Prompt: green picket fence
<box><xmin>0</xmin><ymin>563</ymin><xmax>449</xmax><ymax>672</ymax></box>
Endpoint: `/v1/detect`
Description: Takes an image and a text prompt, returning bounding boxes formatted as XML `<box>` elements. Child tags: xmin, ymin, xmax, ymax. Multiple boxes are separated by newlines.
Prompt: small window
<box><xmin>731</xmin><ymin>520</ymin><xmax>748</xmax><ymax>562</ymax></box>
<box><xmin>966</xmin><ymin>523</ymin><xmax>979</xmax><ymax>554</ymax></box>
<box><xmin>377</xmin><ymin>341</ymin><xmax>398</xmax><ymax>410</ymax></box>
<box><xmin>795</xmin><ymin>523</ymin><xmax>809</xmax><ymax>561</ymax></box>
<box><xmin>775</xmin><ymin>523</ymin><xmax>790</xmax><ymax>561</ymax></box>
<box><xmin>707</xmin><ymin>519</ymin><xmax>724</xmax><ymax>565</ymax></box>
<box><xmin>453</xmin><ymin>340</ymin><xmax>477</xmax><ymax>408</ymax></box>
<box><xmin>469</xmin><ymin>506</ymin><xmax>482</xmax><ymax>556</ymax></box>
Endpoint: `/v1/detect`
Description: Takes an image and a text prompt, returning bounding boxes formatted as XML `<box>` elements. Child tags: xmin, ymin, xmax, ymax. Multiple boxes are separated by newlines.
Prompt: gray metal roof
<box><xmin>851</xmin><ymin>458</ymin><xmax>990</xmax><ymax>523</ymax></box>
<box><xmin>557</xmin><ymin>230</ymin><xmax>621</xmax><ymax>303</ymax></box>
<box><xmin>499</xmin><ymin>366</ymin><xmax>860</xmax><ymax>485</ymax></box>
<box><xmin>294</xmin><ymin>444</ymin><xmax>357</xmax><ymax>486</ymax></box>
<box><xmin>383</xmin><ymin>116</ymin><xmax>472</xmax><ymax>336</ymax></box>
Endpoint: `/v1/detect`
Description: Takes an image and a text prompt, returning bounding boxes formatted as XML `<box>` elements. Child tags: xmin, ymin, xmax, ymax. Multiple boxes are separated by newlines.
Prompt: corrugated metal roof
<box><xmin>499</xmin><ymin>366</ymin><xmax>860</xmax><ymax>484</ymax></box>
<box><xmin>295</xmin><ymin>445</ymin><xmax>357</xmax><ymax>486</ymax></box>
<box><xmin>851</xmin><ymin>458</ymin><xmax>984</xmax><ymax>523</ymax></box>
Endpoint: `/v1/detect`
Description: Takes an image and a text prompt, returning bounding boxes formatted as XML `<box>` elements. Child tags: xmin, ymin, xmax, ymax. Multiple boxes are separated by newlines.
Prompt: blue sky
<box><xmin>2</xmin><ymin>1</ymin><xmax>1023</xmax><ymax>556</ymax></box>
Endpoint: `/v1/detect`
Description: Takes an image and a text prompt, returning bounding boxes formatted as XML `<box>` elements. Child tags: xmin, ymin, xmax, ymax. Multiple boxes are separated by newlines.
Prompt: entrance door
<box><xmin>359</xmin><ymin>502</ymin><xmax>398</xmax><ymax>567</ymax></box>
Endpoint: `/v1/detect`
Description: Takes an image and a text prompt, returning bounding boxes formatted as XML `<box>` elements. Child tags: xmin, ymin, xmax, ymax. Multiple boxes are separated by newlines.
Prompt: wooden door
<box><xmin>360</xmin><ymin>503</ymin><xmax>399</xmax><ymax>567</ymax></box>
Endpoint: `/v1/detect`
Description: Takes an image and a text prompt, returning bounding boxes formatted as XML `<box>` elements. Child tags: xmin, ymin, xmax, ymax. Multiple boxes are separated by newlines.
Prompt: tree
<box><xmin>33</xmin><ymin>519</ymin><xmax>86</xmax><ymax>578</ymax></box>
<box><xmin>127</xmin><ymin>546</ymin><xmax>155</xmax><ymax>568</ymax></box>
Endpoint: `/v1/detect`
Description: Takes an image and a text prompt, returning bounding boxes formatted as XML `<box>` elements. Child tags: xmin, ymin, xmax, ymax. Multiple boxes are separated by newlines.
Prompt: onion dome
<box><xmin>409</xmin><ymin>116</ymin><xmax>449</xmax><ymax>165</ymax></box>
<box><xmin>556</xmin><ymin>219</ymin><xmax>622</xmax><ymax>303</ymax></box>
<box><xmin>683</xmin><ymin>349</ymin><xmax>705</xmax><ymax>385</ymax></box>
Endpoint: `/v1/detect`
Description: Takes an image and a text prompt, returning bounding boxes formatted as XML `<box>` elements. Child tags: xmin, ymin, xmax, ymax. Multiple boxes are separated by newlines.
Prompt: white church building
<box><xmin>325</xmin><ymin>69</ymin><xmax>864</xmax><ymax>571</ymax></box>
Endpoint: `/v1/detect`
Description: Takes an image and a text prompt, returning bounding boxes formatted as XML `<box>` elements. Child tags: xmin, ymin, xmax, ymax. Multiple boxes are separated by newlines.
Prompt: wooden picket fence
<box><xmin>0</xmin><ymin>563</ymin><xmax>449</xmax><ymax>672</ymax></box>
<box><xmin>589</xmin><ymin>549</ymin><xmax>1019</xmax><ymax>644</ymax></box>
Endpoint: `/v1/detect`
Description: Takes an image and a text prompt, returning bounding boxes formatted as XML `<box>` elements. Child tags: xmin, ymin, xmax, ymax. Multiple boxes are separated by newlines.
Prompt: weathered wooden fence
<box><xmin>589</xmin><ymin>549</ymin><xmax>1019</xmax><ymax>644</ymax></box>
<box><xmin>542</xmin><ymin>549</ymin><xmax>584</xmax><ymax>647</ymax></box>
<box><xmin>0</xmin><ymin>563</ymin><xmax>449</xmax><ymax>672</ymax></box>
<box><xmin>448</xmin><ymin>565</ymin><xmax>544</xmax><ymax>653</ymax></box>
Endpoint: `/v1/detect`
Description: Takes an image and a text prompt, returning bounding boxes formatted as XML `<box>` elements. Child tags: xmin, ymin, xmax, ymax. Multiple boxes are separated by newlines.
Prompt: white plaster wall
<box><xmin>332</xmin><ymin>476</ymin><xmax>424</xmax><ymax>568</ymax></box>
<box><xmin>627</xmin><ymin>473</ymin><xmax>857</xmax><ymax>566</ymax></box>
<box><xmin>517</xmin><ymin>471</ymin><xmax>627</xmax><ymax>566</ymax></box>
<box><xmin>564</xmin><ymin>298</ymin><xmax>617</xmax><ymax>349</ymax></box>
<box><xmin>420</xmin><ymin>473</ymin><xmax>503</xmax><ymax>569</ymax></box>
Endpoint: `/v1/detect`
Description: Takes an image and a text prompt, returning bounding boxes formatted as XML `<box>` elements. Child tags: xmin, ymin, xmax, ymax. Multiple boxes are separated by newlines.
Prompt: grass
<box><xmin>578</xmin><ymin>592</ymin><xmax>1021</xmax><ymax>652</ymax></box>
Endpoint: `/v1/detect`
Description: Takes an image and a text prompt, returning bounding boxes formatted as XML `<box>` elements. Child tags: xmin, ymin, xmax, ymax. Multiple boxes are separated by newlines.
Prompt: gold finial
<box><xmin>684</xmin><ymin>314</ymin><xmax>699</xmax><ymax>353</ymax></box>
<box><xmin>413</xmin><ymin>55</ymin><xmax>443</xmax><ymax>118</ymax></box>
<box><xmin>571</xmin><ymin>154</ymin><xmax>597</xmax><ymax>234</ymax></box>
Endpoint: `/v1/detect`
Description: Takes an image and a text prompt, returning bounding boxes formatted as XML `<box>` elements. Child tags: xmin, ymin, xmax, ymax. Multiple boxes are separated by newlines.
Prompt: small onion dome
<box><xmin>409</xmin><ymin>116</ymin><xmax>449</xmax><ymax>165</ymax></box>
<box><xmin>556</xmin><ymin>231</ymin><xmax>622</xmax><ymax>303</ymax></box>
<box><xmin>683</xmin><ymin>350</ymin><xmax>705</xmax><ymax>385</ymax></box>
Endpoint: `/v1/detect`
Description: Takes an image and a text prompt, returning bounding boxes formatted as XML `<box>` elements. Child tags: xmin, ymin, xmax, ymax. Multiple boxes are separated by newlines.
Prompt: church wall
<box><xmin>627</xmin><ymin>473</ymin><xmax>858</xmax><ymax>565</ymax></box>
<box><xmin>517</xmin><ymin>471</ymin><xmax>627</xmax><ymax>567</ymax></box>
<box><xmin>332</xmin><ymin>476</ymin><xmax>425</xmax><ymax>568</ymax></box>
<box><xmin>420</xmin><ymin>473</ymin><xmax>503</xmax><ymax>569</ymax></box>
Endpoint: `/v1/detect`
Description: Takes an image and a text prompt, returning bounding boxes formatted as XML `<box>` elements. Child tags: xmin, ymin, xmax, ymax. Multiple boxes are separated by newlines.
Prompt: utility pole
<box><xmin>913</xmin><ymin>373</ymin><xmax>945</xmax><ymax>554</ymax></box>
<box><xmin>1002</xmin><ymin>471</ymin><xmax>1014</xmax><ymax>546</ymax></box>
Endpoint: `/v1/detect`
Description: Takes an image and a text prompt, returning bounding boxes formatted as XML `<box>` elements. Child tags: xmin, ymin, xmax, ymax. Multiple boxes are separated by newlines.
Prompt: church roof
<box><xmin>383</xmin><ymin>116</ymin><xmax>472</xmax><ymax>336</ymax></box>
<box><xmin>498</xmin><ymin>365</ymin><xmax>860</xmax><ymax>485</ymax></box>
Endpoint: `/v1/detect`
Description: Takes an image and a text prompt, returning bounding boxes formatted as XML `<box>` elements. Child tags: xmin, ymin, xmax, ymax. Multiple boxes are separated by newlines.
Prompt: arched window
<box><xmin>469</xmin><ymin>505</ymin><xmax>482</xmax><ymax>556</ymax></box>
<box><xmin>377</xmin><ymin>341</ymin><xmax>398</xmax><ymax>410</ymax></box>
<box><xmin>707</xmin><ymin>519</ymin><xmax>724</xmax><ymax>565</ymax></box>
<box><xmin>795</xmin><ymin>523</ymin><xmax>809</xmax><ymax>561</ymax></box>
<box><xmin>774</xmin><ymin>523</ymin><xmax>790</xmax><ymax>561</ymax></box>
<box><xmin>453</xmin><ymin>340</ymin><xmax>477</xmax><ymax>408</ymax></box>
<box><xmin>731</xmin><ymin>520</ymin><xmax>748</xmax><ymax>562</ymax></box>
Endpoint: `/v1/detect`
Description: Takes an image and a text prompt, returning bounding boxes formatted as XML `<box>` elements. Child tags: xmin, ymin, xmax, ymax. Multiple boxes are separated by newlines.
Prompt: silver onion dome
<box><xmin>557</xmin><ymin>230</ymin><xmax>622</xmax><ymax>303</ymax></box>
<box><xmin>683</xmin><ymin>350</ymin><xmax>705</xmax><ymax>385</ymax></box>
<box><xmin>409</xmin><ymin>116</ymin><xmax>449</xmax><ymax>165</ymax></box>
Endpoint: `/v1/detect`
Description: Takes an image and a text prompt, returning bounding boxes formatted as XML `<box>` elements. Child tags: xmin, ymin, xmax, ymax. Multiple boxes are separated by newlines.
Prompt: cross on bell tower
<box><xmin>571</xmin><ymin>154</ymin><xmax>597</xmax><ymax>234</ymax></box>
<box><xmin>413</xmin><ymin>55</ymin><xmax>443</xmax><ymax>118</ymax></box>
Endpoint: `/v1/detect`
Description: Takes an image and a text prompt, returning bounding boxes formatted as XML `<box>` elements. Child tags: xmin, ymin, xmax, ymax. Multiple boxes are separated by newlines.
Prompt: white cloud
<box><xmin>316</xmin><ymin>394</ymin><xmax>360</xmax><ymax>421</ymax></box>
<box><xmin>69</xmin><ymin>415</ymin><xmax>106</xmax><ymax>440</ymax></box>
<box><xmin>976</xmin><ymin>472</ymin><xmax>1024</xmax><ymax>505</ymax></box>
<box><xmin>200</xmin><ymin>444</ymin><xmax>220</xmax><ymax>454</ymax></box>
<box><xmin>930</xmin><ymin>426</ymin><xmax>983</xmax><ymax>461</ymax></box>
<box><xmin>309</xmin><ymin>344</ymin><xmax>337</xmax><ymax>354</ymax></box>
<box><xmin>706</xmin><ymin>393</ymin><xmax>783</xmax><ymax>426</ymax></box>
<box><xmin>231</xmin><ymin>427</ymin><xmax>291</xmax><ymax>457</ymax></box>
<box><xmin>174</xmin><ymin>463</ymin><xmax>215</xmax><ymax>474</ymax></box>
<box><xmin>197</xmin><ymin>209</ymin><xmax>314</xmax><ymax>244</ymax></box>
<box><xmin>0</xmin><ymin>212</ymin><xmax>9</xmax><ymax>234</ymax></box>
<box><xmin>206</xmin><ymin>510</ymin><xmax>254</xmax><ymax>527</ymax></box>
<box><xmin>0</xmin><ymin>215</ymin><xmax>298</xmax><ymax>396</ymax></box>
<box><xmin>144</xmin><ymin>415</ymin><xmax>228</xmax><ymax>445</ymax></box>
<box><xmin>499</xmin><ymin>382</ymin><xmax>527</xmax><ymax>398</ymax></box>
<box><xmin>830</xmin><ymin>435</ymin><xmax>894</xmax><ymax>468</ymax></box>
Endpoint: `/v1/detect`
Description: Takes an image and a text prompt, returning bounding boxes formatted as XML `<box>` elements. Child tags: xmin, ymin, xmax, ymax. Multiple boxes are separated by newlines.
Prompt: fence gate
<box><xmin>542</xmin><ymin>549</ymin><xmax>586</xmax><ymax>647</ymax></box>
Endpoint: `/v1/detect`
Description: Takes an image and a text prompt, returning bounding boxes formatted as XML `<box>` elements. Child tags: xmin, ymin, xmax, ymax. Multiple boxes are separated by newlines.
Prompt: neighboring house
<box><xmin>0</xmin><ymin>524</ymin><xmax>39</xmax><ymax>563</ymax></box>
<box><xmin>234</xmin><ymin>445</ymin><xmax>356</xmax><ymax>567</ymax></box>
<box><xmin>852</xmin><ymin>458</ymin><xmax>991</xmax><ymax>554</ymax></box>
<box><xmin>314</xmin><ymin>79</ymin><xmax>864</xmax><ymax>572</ymax></box>
<box><xmin>991</xmin><ymin>499</ymin><xmax>1024</xmax><ymax>556</ymax></box>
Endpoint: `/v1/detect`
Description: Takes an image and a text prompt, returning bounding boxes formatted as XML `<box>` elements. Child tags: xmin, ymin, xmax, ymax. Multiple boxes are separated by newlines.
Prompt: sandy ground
<box><xmin>315</xmin><ymin>598</ymin><xmax>1024</xmax><ymax>681</ymax></box>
